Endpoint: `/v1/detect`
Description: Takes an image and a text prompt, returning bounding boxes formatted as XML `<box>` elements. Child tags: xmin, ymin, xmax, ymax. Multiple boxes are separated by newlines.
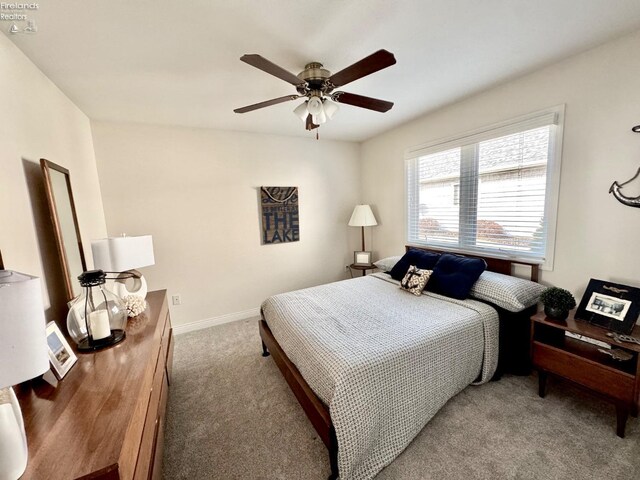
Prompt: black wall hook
<box><xmin>632</xmin><ymin>125</ymin><xmax>640</xmax><ymax>133</ymax></box>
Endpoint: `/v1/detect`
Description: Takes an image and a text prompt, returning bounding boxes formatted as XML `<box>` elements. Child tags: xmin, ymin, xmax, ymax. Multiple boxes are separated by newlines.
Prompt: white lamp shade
<box><xmin>307</xmin><ymin>96</ymin><xmax>323</xmax><ymax>115</ymax></box>
<box><xmin>0</xmin><ymin>271</ymin><xmax>49</xmax><ymax>389</ymax></box>
<box><xmin>92</xmin><ymin>235</ymin><xmax>155</xmax><ymax>272</ymax></box>
<box><xmin>348</xmin><ymin>205</ymin><xmax>378</xmax><ymax>227</ymax></box>
<box><xmin>323</xmin><ymin>99</ymin><xmax>339</xmax><ymax>119</ymax></box>
<box><xmin>312</xmin><ymin>109</ymin><xmax>327</xmax><ymax>125</ymax></box>
<box><xmin>293</xmin><ymin>101</ymin><xmax>308</xmax><ymax>122</ymax></box>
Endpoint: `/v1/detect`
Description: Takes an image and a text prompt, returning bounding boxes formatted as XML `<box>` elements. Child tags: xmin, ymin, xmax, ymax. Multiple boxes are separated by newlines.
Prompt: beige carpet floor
<box><xmin>163</xmin><ymin>319</ymin><xmax>640</xmax><ymax>480</ymax></box>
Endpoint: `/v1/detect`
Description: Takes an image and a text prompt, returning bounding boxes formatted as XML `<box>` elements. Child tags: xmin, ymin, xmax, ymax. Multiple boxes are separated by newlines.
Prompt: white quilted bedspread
<box><xmin>261</xmin><ymin>273</ymin><xmax>498</xmax><ymax>480</ymax></box>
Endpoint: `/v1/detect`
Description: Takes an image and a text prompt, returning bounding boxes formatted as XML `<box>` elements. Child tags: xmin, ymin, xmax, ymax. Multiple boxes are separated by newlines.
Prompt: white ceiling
<box><xmin>6</xmin><ymin>0</ymin><xmax>640</xmax><ymax>142</ymax></box>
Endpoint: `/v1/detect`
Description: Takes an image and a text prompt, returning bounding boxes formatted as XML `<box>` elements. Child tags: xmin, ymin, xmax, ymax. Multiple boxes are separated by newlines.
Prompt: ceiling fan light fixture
<box><xmin>293</xmin><ymin>101</ymin><xmax>308</xmax><ymax>122</ymax></box>
<box><xmin>234</xmin><ymin>50</ymin><xmax>396</xmax><ymax>133</ymax></box>
<box><xmin>307</xmin><ymin>96</ymin><xmax>324</xmax><ymax>116</ymax></box>
<box><xmin>323</xmin><ymin>99</ymin><xmax>339</xmax><ymax>120</ymax></box>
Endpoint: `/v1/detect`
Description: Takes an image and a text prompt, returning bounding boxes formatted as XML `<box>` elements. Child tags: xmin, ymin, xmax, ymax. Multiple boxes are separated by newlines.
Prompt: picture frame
<box><xmin>575</xmin><ymin>279</ymin><xmax>640</xmax><ymax>334</ymax></box>
<box><xmin>45</xmin><ymin>321</ymin><xmax>77</xmax><ymax>380</ymax></box>
<box><xmin>354</xmin><ymin>251</ymin><xmax>372</xmax><ymax>266</ymax></box>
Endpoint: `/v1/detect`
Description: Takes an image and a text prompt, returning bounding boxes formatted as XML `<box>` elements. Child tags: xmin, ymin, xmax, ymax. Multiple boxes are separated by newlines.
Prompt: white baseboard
<box><xmin>173</xmin><ymin>307</ymin><xmax>261</xmax><ymax>335</ymax></box>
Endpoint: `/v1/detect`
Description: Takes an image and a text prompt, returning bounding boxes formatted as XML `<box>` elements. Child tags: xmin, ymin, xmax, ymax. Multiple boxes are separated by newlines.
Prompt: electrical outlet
<box><xmin>172</xmin><ymin>294</ymin><xmax>181</xmax><ymax>306</ymax></box>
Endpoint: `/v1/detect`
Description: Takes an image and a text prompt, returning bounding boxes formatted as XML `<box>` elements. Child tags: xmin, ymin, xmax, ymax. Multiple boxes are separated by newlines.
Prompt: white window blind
<box><xmin>406</xmin><ymin>107</ymin><xmax>563</xmax><ymax>264</ymax></box>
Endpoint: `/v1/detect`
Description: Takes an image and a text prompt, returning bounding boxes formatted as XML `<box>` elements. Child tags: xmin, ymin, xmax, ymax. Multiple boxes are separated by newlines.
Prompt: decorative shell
<box><xmin>124</xmin><ymin>295</ymin><xmax>147</xmax><ymax>318</ymax></box>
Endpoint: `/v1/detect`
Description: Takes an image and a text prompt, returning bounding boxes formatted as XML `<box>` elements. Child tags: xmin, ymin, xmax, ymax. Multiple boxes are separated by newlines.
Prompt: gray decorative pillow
<box><xmin>400</xmin><ymin>265</ymin><xmax>432</xmax><ymax>296</ymax></box>
<box><xmin>373</xmin><ymin>255</ymin><xmax>402</xmax><ymax>272</ymax></box>
<box><xmin>469</xmin><ymin>270</ymin><xmax>545</xmax><ymax>312</ymax></box>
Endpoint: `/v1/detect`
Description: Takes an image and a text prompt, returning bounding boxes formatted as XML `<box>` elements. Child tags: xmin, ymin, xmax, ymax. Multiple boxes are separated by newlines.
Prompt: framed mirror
<box><xmin>40</xmin><ymin>159</ymin><xmax>87</xmax><ymax>301</ymax></box>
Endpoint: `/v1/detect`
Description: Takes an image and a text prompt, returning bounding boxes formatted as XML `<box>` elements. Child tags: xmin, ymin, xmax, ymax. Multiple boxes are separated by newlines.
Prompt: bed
<box><xmin>259</xmin><ymin>246</ymin><xmax>540</xmax><ymax>480</ymax></box>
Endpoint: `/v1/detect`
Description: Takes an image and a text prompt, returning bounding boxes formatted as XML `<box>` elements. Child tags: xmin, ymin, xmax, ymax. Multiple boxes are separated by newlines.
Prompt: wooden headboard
<box><xmin>405</xmin><ymin>245</ymin><xmax>540</xmax><ymax>282</ymax></box>
<box><xmin>0</xmin><ymin>249</ymin><xmax>4</xmax><ymax>269</ymax></box>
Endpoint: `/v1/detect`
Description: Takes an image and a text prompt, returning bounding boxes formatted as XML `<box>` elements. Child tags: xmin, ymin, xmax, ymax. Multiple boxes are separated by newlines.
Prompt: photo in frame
<box><xmin>575</xmin><ymin>279</ymin><xmax>640</xmax><ymax>334</ymax></box>
<box><xmin>354</xmin><ymin>251</ymin><xmax>372</xmax><ymax>266</ymax></box>
<box><xmin>45</xmin><ymin>321</ymin><xmax>77</xmax><ymax>380</ymax></box>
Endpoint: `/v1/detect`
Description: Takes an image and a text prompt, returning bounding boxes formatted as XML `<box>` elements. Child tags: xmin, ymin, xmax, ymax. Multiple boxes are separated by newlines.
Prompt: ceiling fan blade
<box><xmin>327</xmin><ymin>50</ymin><xmax>396</xmax><ymax>88</ymax></box>
<box><xmin>331</xmin><ymin>92</ymin><xmax>394</xmax><ymax>112</ymax></box>
<box><xmin>305</xmin><ymin>114</ymin><xmax>319</xmax><ymax>130</ymax></box>
<box><xmin>234</xmin><ymin>95</ymin><xmax>300</xmax><ymax>114</ymax></box>
<box><xmin>240</xmin><ymin>54</ymin><xmax>305</xmax><ymax>87</ymax></box>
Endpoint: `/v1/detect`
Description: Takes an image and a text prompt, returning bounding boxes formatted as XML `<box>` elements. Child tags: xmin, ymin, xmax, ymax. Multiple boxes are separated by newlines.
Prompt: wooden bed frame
<box><xmin>259</xmin><ymin>245</ymin><xmax>541</xmax><ymax>480</ymax></box>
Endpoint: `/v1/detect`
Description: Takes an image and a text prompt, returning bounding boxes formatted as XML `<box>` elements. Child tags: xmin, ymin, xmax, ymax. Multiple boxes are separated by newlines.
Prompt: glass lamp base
<box><xmin>77</xmin><ymin>329</ymin><xmax>126</xmax><ymax>352</ymax></box>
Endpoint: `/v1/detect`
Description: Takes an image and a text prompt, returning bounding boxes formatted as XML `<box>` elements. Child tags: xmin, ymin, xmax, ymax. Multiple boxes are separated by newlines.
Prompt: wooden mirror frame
<box><xmin>40</xmin><ymin>159</ymin><xmax>87</xmax><ymax>301</ymax></box>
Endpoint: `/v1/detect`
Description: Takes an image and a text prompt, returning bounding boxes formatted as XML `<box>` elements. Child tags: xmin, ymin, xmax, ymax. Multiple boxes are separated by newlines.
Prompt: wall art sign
<box><xmin>260</xmin><ymin>186</ymin><xmax>299</xmax><ymax>244</ymax></box>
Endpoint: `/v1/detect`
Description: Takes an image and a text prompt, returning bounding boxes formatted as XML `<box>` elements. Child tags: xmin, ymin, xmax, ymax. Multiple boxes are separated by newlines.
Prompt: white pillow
<box><xmin>469</xmin><ymin>270</ymin><xmax>545</xmax><ymax>312</ymax></box>
<box><xmin>373</xmin><ymin>255</ymin><xmax>402</xmax><ymax>272</ymax></box>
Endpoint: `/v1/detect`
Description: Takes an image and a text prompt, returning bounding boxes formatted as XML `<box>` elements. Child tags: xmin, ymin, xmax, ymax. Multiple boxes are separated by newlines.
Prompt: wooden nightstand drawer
<box><xmin>533</xmin><ymin>341</ymin><xmax>635</xmax><ymax>403</ymax></box>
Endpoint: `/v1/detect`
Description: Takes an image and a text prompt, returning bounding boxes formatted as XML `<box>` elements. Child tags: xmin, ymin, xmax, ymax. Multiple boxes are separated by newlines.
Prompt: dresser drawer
<box><xmin>533</xmin><ymin>341</ymin><xmax>635</xmax><ymax>403</ymax></box>
<box><xmin>165</xmin><ymin>329</ymin><xmax>174</xmax><ymax>385</ymax></box>
<box><xmin>134</xmin><ymin>347</ymin><xmax>166</xmax><ymax>480</ymax></box>
<box><xmin>150</xmin><ymin>374</ymin><xmax>169</xmax><ymax>480</ymax></box>
<box><xmin>161</xmin><ymin>311</ymin><xmax>170</xmax><ymax>344</ymax></box>
<box><xmin>160</xmin><ymin>311</ymin><xmax>173</xmax><ymax>384</ymax></box>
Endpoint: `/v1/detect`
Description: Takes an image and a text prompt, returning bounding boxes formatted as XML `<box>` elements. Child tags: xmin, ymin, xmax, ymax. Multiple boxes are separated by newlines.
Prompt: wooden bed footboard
<box><xmin>259</xmin><ymin>319</ymin><xmax>339</xmax><ymax>480</ymax></box>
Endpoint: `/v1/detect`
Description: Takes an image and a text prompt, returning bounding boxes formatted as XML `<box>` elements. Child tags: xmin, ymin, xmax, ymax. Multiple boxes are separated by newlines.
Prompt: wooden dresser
<box><xmin>16</xmin><ymin>290</ymin><xmax>174</xmax><ymax>479</ymax></box>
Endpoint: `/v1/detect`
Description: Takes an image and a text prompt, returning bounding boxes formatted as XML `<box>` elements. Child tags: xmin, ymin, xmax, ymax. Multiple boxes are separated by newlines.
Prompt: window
<box><xmin>406</xmin><ymin>107</ymin><xmax>564</xmax><ymax>266</ymax></box>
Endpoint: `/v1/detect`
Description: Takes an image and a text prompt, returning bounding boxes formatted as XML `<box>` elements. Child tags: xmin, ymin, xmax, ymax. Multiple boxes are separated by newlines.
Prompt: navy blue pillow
<box><xmin>389</xmin><ymin>249</ymin><xmax>441</xmax><ymax>281</ymax></box>
<box><xmin>428</xmin><ymin>253</ymin><xmax>487</xmax><ymax>300</ymax></box>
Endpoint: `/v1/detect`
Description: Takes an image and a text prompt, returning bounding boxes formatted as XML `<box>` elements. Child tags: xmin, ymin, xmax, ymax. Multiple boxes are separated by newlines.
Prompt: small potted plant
<box><xmin>540</xmin><ymin>287</ymin><xmax>577</xmax><ymax>320</ymax></box>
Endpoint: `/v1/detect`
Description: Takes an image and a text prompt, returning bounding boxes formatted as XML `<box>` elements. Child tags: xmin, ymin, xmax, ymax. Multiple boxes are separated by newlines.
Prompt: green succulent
<box><xmin>540</xmin><ymin>287</ymin><xmax>577</xmax><ymax>311</ymax></box>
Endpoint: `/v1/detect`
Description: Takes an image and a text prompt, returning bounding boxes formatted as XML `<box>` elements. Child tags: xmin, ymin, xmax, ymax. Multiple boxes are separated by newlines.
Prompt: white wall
<box><xmin>0</xmin><ymin>32</ymin><xmax>107</xmax><ymax>321</ymax></box>
<box><xmin>92</xmin><ymin>122</ymin><xmax>361</xmax><ymax>327</ymax></box>
<box><xmin>361</xmin><ymin>29</ymin><xmax>640</xmax><ymax>299</ymax></box>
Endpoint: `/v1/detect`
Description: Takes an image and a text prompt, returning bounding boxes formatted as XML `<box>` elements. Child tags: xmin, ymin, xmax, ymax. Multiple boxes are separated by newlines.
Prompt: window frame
<box><xmin>404</xmin><ymin>105</ymin><xmax>565</xmax><ymax>270</ymax></box>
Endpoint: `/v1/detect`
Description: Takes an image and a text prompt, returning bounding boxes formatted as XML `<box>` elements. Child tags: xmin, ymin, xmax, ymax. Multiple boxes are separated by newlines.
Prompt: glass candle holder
<box><xmin>66</xmin><ymin>270</ymin><xmax>127</xmax><ymax>352</ymax></box>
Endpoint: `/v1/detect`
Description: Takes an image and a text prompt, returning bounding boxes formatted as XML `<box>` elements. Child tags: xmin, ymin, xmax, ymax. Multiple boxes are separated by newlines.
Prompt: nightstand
<box><xmin>348</xmin><ymin>264</ymin><xmax>376</xmax><ymax>278</ymax></box>
<box><xmin>530</xmin><ymin>310</ymin><xmax>640</xmax><ymax>437</ymax></box>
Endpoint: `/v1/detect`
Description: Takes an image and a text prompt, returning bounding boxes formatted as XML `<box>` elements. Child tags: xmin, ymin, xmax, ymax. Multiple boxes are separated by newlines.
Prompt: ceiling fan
<box><xmin>233</xmin><ymin>49</ymin><xmax>396</xmax><ymax>132</ymax></box>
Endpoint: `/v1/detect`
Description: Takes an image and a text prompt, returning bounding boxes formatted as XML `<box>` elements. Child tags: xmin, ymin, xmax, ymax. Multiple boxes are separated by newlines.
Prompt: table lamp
<box><xmin>348</xmin><ymin>204</ymin><xmax>378</xmax><ymax>252</ymax></box>
<box><xmin>0</xmin><ymin>270</ymin><xmax>49</xmax><ymax>480</ymax></box>
<box><xmin>91</xmin><ymin>235</ymin><xmax>155</xmax><ymax>300</ymax></box>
